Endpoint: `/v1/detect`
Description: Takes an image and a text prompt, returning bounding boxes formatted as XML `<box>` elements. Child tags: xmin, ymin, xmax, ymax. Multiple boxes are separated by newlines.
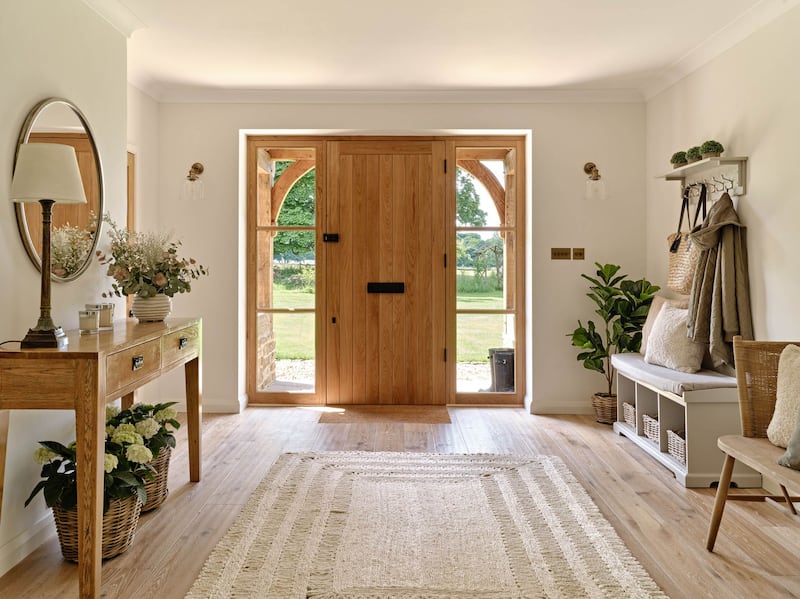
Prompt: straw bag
<box><xmin>667</xmin><ymin>184</ymin><xmax>707</xmax><ymax>295</ymax></box>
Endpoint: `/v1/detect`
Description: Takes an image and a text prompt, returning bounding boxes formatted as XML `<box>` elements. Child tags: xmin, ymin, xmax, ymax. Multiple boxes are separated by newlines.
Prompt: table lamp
<box><xmin>10</xmin><ymin>143</ymin><xmax>87</xmax><ymax>348</ymax></box>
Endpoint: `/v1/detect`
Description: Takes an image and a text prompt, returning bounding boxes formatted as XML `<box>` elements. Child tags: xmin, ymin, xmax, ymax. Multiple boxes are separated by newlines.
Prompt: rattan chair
<box><xmin>705</xmin><ymin>337</ymin><xmax>800</xmax><ymax>551</ymax></box>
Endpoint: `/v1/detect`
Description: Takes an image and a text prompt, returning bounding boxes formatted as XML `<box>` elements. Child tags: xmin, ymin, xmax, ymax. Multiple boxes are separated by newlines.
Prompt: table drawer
<box><xmin>162</xmin><ymin>324</ymin><xmax>200</xmax><ymax>367</ymax></box>
<box><xmin>106</xmin><ymin>339</ymin><xmax>161</xmax><ymax>394</ymax></box>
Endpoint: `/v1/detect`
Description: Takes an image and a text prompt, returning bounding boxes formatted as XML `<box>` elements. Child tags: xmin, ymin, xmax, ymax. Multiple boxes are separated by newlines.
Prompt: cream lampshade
<box><xmin>10</xmin><ymin>143</ymin><xmax>87</xmax><ymax>348</ymax></box>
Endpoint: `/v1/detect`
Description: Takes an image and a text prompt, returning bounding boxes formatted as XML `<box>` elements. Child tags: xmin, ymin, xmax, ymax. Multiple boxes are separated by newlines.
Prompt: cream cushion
<box><xmin>643</xmin><ymin>304</ymin><xmax>705</xmax><ymax>373</ymax></box>
<box><xmin>767</xmin><ymin>344</ymin><xmax>800</xmax><ymax>448</ymax></box>
<box><xmin>640</xmin><ymin>295</ymin><xmax>689</xmax><ymax>355</ymax></box>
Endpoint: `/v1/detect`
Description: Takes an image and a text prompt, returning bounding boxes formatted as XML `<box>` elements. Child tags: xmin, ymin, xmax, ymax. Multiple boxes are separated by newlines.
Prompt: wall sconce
<box><xmin>182</xmin><ymin>162</ymin><xmax>204</xmax><ymax>201</ymax></box>
<box><xmin>583</xmin><ymin>162</ymin><xmax>608</xmax><ymax>201</ymax></box>
<box><xmin>10</xmin><ymin>143</ymin><xmax>87</xmax><ymax>347</ymax></box>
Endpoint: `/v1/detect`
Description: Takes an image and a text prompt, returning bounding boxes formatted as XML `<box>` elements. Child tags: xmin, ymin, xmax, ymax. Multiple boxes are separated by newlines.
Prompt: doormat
<box><xmin>187</xmin><ymin>452</ymin><xmax>667</xmax><ymax>598</ymax></box>
<box><xmin>318</xmin><ymin>405</ymin><xmax>451</xmax><ymax>424</ymax></box>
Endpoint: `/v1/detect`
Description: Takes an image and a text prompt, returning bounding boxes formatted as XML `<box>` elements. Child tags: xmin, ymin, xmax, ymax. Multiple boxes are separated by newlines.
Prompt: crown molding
<box><xmin>81</xmin><ymin>0</ymin><xmax>145</xmax><ymax>37</ymax></box>
<box><xmin>643</xmin><ymin>0</ymin><xmax>800</xmax><ymax>99</ymax></box>
<box><xmin>141</xmin><ymin>86</ymin><xmax>644</xmax><ymax>105</ymax></box>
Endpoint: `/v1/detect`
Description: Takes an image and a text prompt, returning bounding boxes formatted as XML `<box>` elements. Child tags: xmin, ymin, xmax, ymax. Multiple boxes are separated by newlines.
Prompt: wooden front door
<box><xmin>326</xmin><ymin>141</ymin><xmax>446</xmax><ymax>405</ymax></box>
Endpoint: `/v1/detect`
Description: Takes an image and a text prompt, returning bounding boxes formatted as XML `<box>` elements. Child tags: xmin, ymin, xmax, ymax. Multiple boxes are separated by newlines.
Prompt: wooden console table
<box><xmin>0</xmin><ymin>317</ymin><xmax>202</xmax><ymax>599</ymax></box>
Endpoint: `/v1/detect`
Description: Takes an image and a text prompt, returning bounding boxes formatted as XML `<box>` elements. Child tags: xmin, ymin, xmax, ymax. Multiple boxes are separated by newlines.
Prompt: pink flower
<box><xmin>154</xmin><ymin>272</ymin><xmax>168</xmax><ymax>286</ymax></box>
<box><xmin>113</xmin><ymin>266</ymin><xmax>129</xmax><ymax>281</ymax></box>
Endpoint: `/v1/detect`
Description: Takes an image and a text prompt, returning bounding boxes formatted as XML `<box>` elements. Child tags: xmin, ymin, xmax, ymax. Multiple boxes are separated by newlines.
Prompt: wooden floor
<box><xmin>1</xmin><ymin>407</ymin><xmax>799</xmax><ymax>598</ymax></box>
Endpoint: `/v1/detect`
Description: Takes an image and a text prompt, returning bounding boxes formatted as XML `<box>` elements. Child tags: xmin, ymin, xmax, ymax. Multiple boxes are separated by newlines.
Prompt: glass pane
<box><xmin>456</xmin><ymin>232</ymin><xmax>513</xmax><ymax>310</ymax></box>
<box><xmin>257</xmin><ymin>312</ymin><xmax>315</xmax><ymax>392</ymax></box>
<box><xmin>275</xmin><ymin>162</ymin><xmax>315</xmax><ymax>226</ymax></box>
<box><xmin>455</xmin><ymin>162</ymin><xmax>510</xmax><ymax>227</ymax></box>
<box><xmin>257</xmin><ymin>230</ymin><xmax>315</xmax><ymax>310</ymax></box>
<box><xmin>456</xmin><ymin>314</ymin><xmax>515</xmax><ymax>393</ymax></box>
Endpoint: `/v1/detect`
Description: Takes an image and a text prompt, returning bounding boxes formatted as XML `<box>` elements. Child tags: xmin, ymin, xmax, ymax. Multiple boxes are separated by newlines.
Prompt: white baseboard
<box><xmin>0</xmin><ymin>514</ymin><xmax>55</xmax><ymax>578</ymax></box>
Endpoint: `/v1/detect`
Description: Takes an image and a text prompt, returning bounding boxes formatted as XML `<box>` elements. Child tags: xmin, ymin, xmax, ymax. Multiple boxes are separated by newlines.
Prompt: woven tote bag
<box><xmin>667</xmin><ymin>184</ymin><xmax>706</xmax><ymax>295</ymax></box>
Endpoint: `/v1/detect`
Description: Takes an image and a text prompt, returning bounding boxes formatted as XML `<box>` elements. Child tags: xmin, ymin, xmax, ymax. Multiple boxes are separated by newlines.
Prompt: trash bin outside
<box><xmin>488</xmin><ymin>347</ymin><xmax>515</xmax><ymax>392</ymax></box>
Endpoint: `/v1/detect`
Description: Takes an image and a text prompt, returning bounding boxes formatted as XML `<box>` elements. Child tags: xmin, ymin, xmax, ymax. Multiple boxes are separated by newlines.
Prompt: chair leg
<box><xmin>706</xmin><ymin>454</ymin><xmax>736</xmax><ymax>552</ymax></box>
<box><xmin>780</xmin><ymin>485</ymin><xmax>798</xmax><ymax>515</ymax></box>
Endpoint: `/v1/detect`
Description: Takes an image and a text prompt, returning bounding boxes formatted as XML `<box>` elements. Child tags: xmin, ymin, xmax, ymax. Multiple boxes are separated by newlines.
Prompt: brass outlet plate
<box><xmin>572</xmin><ymin>248</ymin><xmax>585</xmax><ymax>260</ymax></box>
<box><xmin>551</xmin><ymin>247</ymin><xmax>571</xmax><ymax>260</ymax></box>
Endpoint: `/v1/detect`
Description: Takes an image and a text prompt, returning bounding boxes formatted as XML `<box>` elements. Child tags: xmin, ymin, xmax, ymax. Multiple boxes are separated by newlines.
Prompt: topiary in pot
<box><xmin>670</xmin><ymin>151</ymin><xmax>688</xmax><ymax>168</ymax></box>
<box><xmin>700</xmin><ymin>140</ymin><xmax>724</xmax><ymax>158</ymax></box>
<box><xmin>687</xmin><ymin>146</ymin><xmax>702</xmax><ymax>162</ymax></box>
<box><xmin>568</xmin><ymin>263</ymin><xmax>660</xmax><ymax>424</ymax></box>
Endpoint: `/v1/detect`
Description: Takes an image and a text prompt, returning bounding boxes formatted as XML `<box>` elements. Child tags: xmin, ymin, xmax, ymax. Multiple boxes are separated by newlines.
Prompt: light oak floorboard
<box><xmin>1</xmin><ymin>407</ymin><xmax>799</xmax><ymax>598</ymax></box>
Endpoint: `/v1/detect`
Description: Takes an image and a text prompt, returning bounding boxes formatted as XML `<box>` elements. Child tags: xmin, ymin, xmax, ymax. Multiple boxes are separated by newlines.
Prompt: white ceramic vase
<box><xmin>130</xmin><ymin>293</ymin><xmax>172</xmax><ymax>322</ymax></box>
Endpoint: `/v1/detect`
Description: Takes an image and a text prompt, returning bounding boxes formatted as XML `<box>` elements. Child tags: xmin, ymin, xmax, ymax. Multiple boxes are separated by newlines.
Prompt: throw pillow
<box><xmin>640</xmin><ymin>295</ymin><xmax>689</xmax><ymax>355</ymax></box>
<box><xmin>767</xmin><ymin>344</ymin><xmax>800</xmax><ymax>448</ymax></box>
<box><xmin>644</xmin><ymin>303</ymin><xmax>705</xmax><ymax>373</ymax></box>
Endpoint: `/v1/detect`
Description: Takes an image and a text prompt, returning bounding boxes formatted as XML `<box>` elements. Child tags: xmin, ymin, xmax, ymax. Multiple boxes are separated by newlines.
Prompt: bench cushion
<box><xmin>612</xmin><ymin>352</ymin><xmax>737</xmax><ymax>395</ymax></box>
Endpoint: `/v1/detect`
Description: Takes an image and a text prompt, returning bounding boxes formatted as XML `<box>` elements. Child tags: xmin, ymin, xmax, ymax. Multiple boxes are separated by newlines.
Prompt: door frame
<box><xmin>245</xmin><ymin>135</ymin><xmax>526</xmax><ymax>406</ymax></box>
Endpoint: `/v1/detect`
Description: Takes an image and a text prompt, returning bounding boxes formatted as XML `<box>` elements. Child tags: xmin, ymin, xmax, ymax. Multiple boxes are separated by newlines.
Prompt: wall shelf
<box><xmin>659</xmin><ymin>156</ymin><xmax>748</xmax><ymax>196</ymax></box>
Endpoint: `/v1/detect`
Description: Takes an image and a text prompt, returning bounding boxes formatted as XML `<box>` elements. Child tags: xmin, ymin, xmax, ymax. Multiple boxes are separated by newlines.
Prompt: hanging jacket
<box><xmin>687</xmin><ymin>192</ymin><xmax>753</xmax><ymax>374</ymax></box>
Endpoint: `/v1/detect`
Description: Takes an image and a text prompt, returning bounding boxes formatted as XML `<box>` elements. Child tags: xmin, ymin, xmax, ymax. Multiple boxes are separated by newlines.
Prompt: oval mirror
<box><xmin>13</xmin><ymin>97</ymin><xmax>104</xmax><ymax>281</ymax></box>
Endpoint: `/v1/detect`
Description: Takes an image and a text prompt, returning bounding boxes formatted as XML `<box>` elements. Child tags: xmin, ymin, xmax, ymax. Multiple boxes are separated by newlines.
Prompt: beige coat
<box><xmin>687</xmin><ymin>192</ymin><xmax>753</xmax><ymax>373</ymax></box>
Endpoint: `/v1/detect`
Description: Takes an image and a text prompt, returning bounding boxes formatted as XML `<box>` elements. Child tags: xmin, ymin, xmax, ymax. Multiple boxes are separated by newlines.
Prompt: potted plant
<box><xmin>670</xmin><ymin>151</ymin><xmax>688</xmax><ymax>168</ymax></box>
<box><xmin>25</xmin><ymin>405</ymin><xmax>153</xmax><ymax>561</ymax></box>
<box><xmin>568</xmin><ymin>263</ymin><xmax>659</xmax><ymax>424</ymax></box>
<box><xmin>686</xmin><ymin>146</ymin><xmax>702</xmax><ymax>163</ymax></box>
<box><xmin>106</xmin><ymin>402</ymin><xmax>180</xmax><ymax>511</ymax></box>
<box><xmin>700</xmin><ymin>140</ymin><xmax>724</xmax><ymax>158</ymax></box>
<box><xmin>97</xmin><ymin>214</ymin><xmax>208</xmax><ymax>322</ymax></box>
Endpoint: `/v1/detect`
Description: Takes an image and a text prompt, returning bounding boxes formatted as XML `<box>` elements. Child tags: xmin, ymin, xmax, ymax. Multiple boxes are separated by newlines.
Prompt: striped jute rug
<box><xmin>187</xmin><ymin>452</ymin><xmax>667</xmax><ymax>598</ymax></box>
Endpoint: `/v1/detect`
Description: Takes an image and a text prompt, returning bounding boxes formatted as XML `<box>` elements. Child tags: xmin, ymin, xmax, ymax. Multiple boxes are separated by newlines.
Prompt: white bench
<box><xmin>611</xmin><ymin>353</ymin><xmax>761</xmax><ymax>488</ymax></box>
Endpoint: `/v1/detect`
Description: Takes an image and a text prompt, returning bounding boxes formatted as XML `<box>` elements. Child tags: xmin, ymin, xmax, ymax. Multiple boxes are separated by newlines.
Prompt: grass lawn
<box><xmin>270</xmin><ymin>285</ymin><xmax>509</xmax><ymax>362</ymax></box>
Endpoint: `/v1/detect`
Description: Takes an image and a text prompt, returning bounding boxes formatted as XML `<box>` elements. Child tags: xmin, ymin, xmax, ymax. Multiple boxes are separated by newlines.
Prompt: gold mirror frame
<box><xmin>13</xmin><ymin>97</ymin><xmax>104</xmax><ymax>282</ymax></box>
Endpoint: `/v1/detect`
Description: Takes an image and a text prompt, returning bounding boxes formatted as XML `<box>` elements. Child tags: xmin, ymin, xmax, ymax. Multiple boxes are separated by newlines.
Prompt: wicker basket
<box><xmin>622</xmin><ymin>402</ymin><xmax>636</xmax><ymax>428</ymax></box>
<box><xmin>53</xmin><ymin>495</ymin><xmax>142</xmax><ymax>562</ymax></box>
<box><xmin>591</xmin><ymin>393</ymin><xmax>617</xmax><ymax>425</ymax></box>
<box><xmin>142</xmin><ymin>445</ymin><xmax>172</xmax><ymax>512</ymax></box>
<box><xmin>642</xmin><ymin>414</ymin><xmax>660</xmax><ymax>442</ymax></box>
<box><xmin>667</xmin><ymin>429</ymin><xmax>687</xmax><ymax>464</ymax></box>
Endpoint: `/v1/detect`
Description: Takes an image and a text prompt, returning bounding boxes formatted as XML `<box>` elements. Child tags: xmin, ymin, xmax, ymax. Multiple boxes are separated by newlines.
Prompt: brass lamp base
<box><xmin>21</xmin><ymin>326</ymin><xmax>68</xmax><ymax>349</ymax></box>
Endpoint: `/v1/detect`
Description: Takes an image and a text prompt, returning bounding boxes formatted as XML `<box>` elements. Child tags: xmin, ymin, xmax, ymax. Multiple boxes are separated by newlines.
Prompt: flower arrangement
<box><xmin>25</xmin><ymin>402</ymin><xmax>180</xmax><ymax>513</ymax></box>
<box><xmin>97</xmin><ymin>214</ymin><xmax>208</xmax><ymax>298</ymax></box>
<box><xmin>50</xmin><ymin>213</ymin><xmax>98</xmax><ymax>277</ymax></box>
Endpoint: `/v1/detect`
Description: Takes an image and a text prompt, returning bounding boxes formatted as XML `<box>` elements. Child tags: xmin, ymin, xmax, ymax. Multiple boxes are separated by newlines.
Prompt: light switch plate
<box><xmin>551</xmin><ymin>247</ymin><xmax>571</xmax><ymax>260</ymax></box>
<box><xmin>572</xmin><ymin>248</ymin><xmax>585</xmax><ymax>260</ymax></box>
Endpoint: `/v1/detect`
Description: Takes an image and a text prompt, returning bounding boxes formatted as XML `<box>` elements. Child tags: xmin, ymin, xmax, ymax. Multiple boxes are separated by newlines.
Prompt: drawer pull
<box><xmin>132</xmin><ymin>355</ymin><xmax>144</xmax><ymax>371</ymax></box>
<box><xmin>178</xmin><ymin>336</ymin><xmax>188</xmax><ymax>349</ymax></box>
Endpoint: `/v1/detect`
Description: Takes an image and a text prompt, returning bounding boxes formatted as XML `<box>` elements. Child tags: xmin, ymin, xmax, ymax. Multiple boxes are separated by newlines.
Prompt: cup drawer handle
<box><xmin>132</xmin><ymin>355</ymin><xmax>144</xmax><ymax>371</ymax></box>
<box><xmin>178</xmin><ymin>336</ymin><xmax>188</xmax><ymax>349</ymax></box>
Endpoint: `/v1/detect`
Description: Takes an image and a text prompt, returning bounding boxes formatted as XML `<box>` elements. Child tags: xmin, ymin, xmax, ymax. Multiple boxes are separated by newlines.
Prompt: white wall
<box><xmin>0</xmin><ymin>0</ymin><xmax>127</xmax><ymax>576</ymax></box>
<box><xmin>142</xmin><ymin>101</ymin><xmax>647</xmax><ymax>414</ymax></box>
<box><xmin>645</xmin><ymin>3</ymin><xmax>800</xmax><ymax>341</ymax></box>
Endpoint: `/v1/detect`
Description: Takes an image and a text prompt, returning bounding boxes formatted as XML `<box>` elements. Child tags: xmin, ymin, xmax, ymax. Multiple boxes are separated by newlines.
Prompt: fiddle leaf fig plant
<box><xmin>569</xmin><ymin>263</ymin><xmax>660</xmax><ymax>396</ymax></box>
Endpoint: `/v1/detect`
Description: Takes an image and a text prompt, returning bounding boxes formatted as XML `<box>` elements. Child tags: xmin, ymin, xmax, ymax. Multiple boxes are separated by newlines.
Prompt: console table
<box><xmin>0</xmin><ymin>317</ymin><xmax>202</xmax><ymax>599</ymax></box>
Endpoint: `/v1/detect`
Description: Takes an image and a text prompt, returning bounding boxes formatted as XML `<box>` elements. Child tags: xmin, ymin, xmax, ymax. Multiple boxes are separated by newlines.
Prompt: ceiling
<box><xmin>85</xmin><ymin>0</ymin><xmax>797</xmax><ymax>102</ymax></box>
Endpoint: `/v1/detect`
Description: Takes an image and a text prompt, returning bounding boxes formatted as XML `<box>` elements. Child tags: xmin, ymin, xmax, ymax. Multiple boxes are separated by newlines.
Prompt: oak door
<box><xmin>326</xmin><ymin>141</ymin><xmax>446</xmax><ymax>405</ymax></box>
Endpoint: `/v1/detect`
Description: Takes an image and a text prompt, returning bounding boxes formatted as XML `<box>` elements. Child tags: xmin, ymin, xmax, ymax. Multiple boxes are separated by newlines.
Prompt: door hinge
<box><xmin>443</xmin><ymin>348</ymin><xmax>447</xmax><ymax>362</ymax></box>
<box><xmin>444</xmin><ymin>159</ymin><xmax>447</xmax><ymax>173</ymax></box>
<box><xmin>444</xmin><ymin>253</ymin><xmax>447</xmax><ymax>268</ymax></box>
<box><xmin>323</xmin><ymin>233</ymin><xmax>340</xmax><ymax>243</ymax></box>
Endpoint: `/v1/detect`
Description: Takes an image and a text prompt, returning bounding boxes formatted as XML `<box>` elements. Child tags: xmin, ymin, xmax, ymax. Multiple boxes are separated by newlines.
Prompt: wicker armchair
<box><xmin>706</xmin><ymin>337</ymin><xmax>800</xmax><ymax>551</ymax></box>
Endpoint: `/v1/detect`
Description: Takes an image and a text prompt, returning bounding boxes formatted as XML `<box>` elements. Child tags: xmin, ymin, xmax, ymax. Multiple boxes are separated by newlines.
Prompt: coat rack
<box><xmin>660</xmin><ymin>156</ymin><xmax>748</xmax><ymax>197</ymax></box>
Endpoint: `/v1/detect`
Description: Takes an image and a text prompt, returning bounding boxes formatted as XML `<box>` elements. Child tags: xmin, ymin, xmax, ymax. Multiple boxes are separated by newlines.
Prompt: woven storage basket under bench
<box><xmin>611</xmin><ymin>353</ymin><xmax>761</xmax><ymax>488</ymax></box>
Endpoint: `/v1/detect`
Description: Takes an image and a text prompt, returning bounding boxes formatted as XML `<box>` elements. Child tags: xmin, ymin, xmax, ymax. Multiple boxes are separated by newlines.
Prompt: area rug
<box><xmin>318</xmin><ymin>406</ymin><xmax>451</xmax><ymax>424</ymax></box>
<box><xmin>187</xmin><ymin>452</ymin><xmax>667</xmax><ymax>598</ymax></box>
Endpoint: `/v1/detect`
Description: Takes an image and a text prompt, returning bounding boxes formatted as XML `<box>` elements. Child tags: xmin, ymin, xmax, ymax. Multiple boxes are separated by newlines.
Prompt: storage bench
<box><xmin>611</xmin><ymin>353</ymin><xmax>761</xmax><ymax>488</ymax></box>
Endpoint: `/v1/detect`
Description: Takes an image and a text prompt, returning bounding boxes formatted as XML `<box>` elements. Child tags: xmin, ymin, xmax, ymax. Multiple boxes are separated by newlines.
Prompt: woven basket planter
<box><xmin>667</xmin><ymin>429</ymin><xmax>687</xmax><ymax>464</ymax></box>
<box><xmin>642</xmin><ymin>414</ymin><xmax>660</xmax><ymax>442</ymax></box>
<box><xmin>142</xmin><ymin>445</ymin><xmax>172</xmax><ymax>512</ymax></box>
<box><xmin>53</xmin><ymin>495</ymin><xmax>142</xmax><ymax>562</ymax></box>
<box><xmin>591</xmin><ymin>393</ymin><xmax>617</xmax><ymax>425</ymax></box>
